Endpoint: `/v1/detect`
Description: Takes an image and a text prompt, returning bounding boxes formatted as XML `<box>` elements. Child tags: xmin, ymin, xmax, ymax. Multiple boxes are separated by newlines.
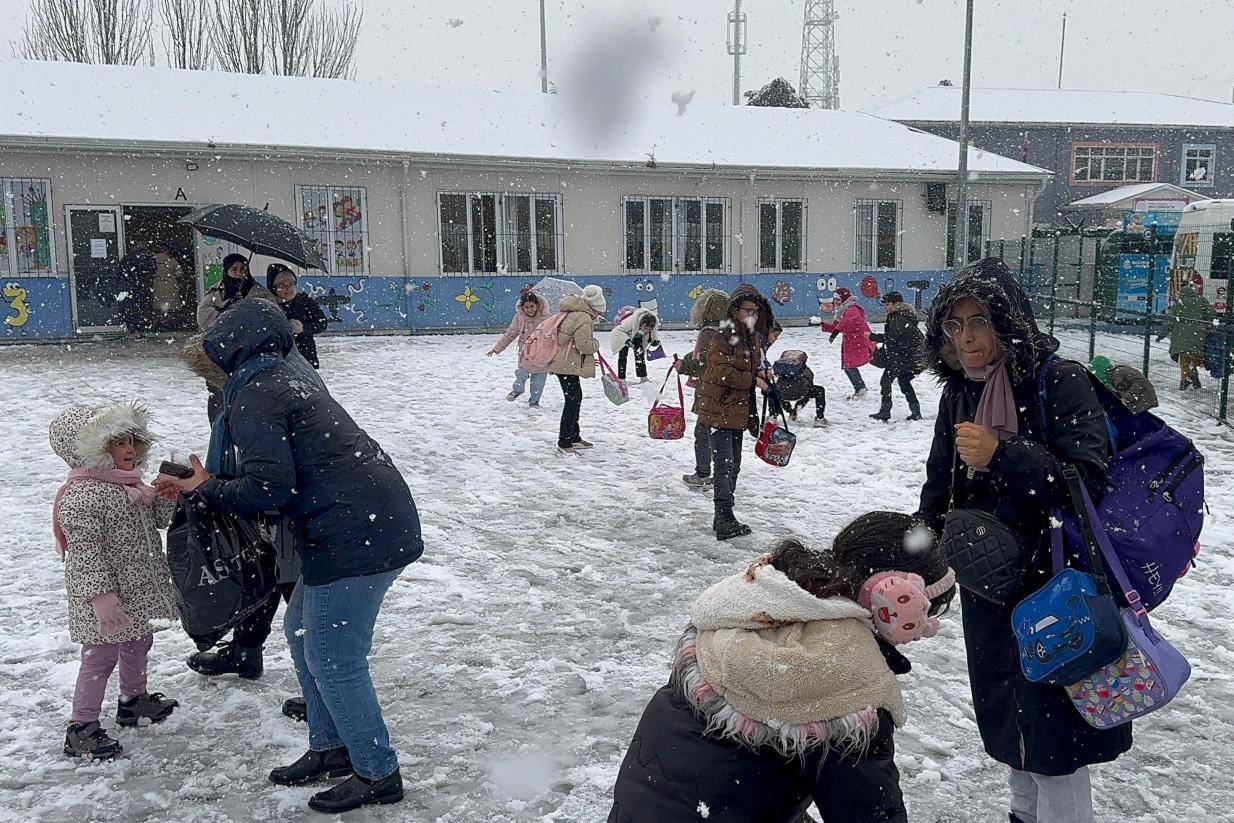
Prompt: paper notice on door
<box><xmin>90</xmin><ymin>238</ymin><xmax>108</xmax><ymax>258</ymax></box>
<box><xmin>98</xmin><ymin>213</ymin><xmax>116</xmax><ymax>233</ymax></box>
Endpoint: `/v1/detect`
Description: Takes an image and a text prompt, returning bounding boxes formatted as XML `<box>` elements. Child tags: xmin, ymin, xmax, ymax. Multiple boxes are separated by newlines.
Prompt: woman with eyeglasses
<box><xmin>696</xmin><ymin>285</ymin><xmax>774</xmax><ymax>540</ymax></box>
<box><xmin>914</xmin><ymin>258</ymin><xmax>1125</xmax><ymax>823</ymax></box>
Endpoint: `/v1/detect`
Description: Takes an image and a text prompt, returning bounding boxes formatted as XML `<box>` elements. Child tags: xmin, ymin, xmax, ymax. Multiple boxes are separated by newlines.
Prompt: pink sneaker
<box><xmin>572</xmin><ymin>439</ymin><xmax>594</xmax><ymax>449</ymax></box>
<box><xmin>558</xmin><ymin>445</ymin><xmax>577</xmax><ymax>455</ymax></box>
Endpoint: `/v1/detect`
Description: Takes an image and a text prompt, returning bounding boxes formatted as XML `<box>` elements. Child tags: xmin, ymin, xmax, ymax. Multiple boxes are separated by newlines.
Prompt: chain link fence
<box><xmin>985</xmin><ymin>234</ymin><xmax>1234</xmax><ymax>426</ymax></box>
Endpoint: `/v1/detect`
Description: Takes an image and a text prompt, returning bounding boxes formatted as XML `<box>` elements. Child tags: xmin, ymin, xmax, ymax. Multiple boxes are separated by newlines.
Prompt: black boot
<box><xmin>308</xmin><ymin>769</ymin><xmax>404</xmax><ymax>813</ymax></box>
<box><xmin>64</xmin><ymin>721</ymin><xmax>122</xmax><ymax>759</ymax></box>
<box><xmin>714</xmin><ymin>504</ymin><xmax>752</xmax><ymax>540</ymax></box>
<box><xmin>269</xmin><ymin>747</ymin><xmax>354</xmax><ymax>786</ymax></box>
<box><xmin>1191</xmin><ymin>371</ymin><xmax>1202</xmax><ymax>389</ymax></box>
<box><xmin>870</xmin><ymin>397</ymin><xmax>892</xmax><ymax>422</ymax></box>
<box><xmin>186</xmin><ymin>642</ymin><xmax>263</xmax><ymax>679</ymax></box>
<box><xmin>282</xmin><ymin>697</ymin><xmax>307</xmax><ymax>722</ymax></box>
<box><xmin>117</xmin><ymin>692</ymin><xmax>179</xmax><ymax>727</ymax></box>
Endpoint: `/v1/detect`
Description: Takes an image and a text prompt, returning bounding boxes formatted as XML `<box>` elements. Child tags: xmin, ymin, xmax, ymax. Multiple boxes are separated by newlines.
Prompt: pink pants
<box><xmin>71</xmin><ymin>634</ymin><xmax>153</xmax><ymax>724</ymax></box>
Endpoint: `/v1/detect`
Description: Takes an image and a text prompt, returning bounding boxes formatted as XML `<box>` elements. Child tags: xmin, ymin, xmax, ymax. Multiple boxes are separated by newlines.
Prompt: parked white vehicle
<box><xmin>1171</xmin><ymin>200</ymin><xmax>1234</xmax><ymax>312</ymax></box>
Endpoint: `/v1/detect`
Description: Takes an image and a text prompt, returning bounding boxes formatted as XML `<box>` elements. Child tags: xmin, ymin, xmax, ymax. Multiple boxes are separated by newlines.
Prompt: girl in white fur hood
<box><xmin>49</xmin><ymin>403</ymin><xmax>180</xmax><ymax>760</ymax></box>
<box><xmin>608</xmin><ymin>511</ymin><xmax>955</xmax><ymax>823</ymax></box>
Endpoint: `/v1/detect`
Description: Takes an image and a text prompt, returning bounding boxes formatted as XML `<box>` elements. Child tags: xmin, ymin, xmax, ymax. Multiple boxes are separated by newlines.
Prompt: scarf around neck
<box><xmin>205</xmin><ymin>352</ymin><xmax>283</xmax><ymax>477</ymax></box>
<box><xmin>53</xmin><ymin>468</ymin><xmax>156</xmax><ymax>557</ymax></box>
<box><xmin>963</xmin><ymin>350</ymin><xmax>1018</xmax><ymax>449</ymax></box>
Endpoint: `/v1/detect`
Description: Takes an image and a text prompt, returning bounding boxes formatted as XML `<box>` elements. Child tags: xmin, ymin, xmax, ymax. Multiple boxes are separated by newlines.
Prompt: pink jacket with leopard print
<box><xmin>49</xmin><ymin>404</ymin><xmax>178</xmax><ymax>645</ymax></box>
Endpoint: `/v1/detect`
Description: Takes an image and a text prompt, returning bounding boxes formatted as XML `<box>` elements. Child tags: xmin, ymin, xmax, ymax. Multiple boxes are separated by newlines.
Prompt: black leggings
<box><xmin>557</xmin><ymin>374</ymin><xmax>583</xmax><ymax>448</ymax></box>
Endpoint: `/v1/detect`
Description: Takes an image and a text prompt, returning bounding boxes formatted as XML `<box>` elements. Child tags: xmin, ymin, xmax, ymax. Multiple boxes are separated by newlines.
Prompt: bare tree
<box><xmin>159</xmin><ymin>0</ymin><xmax>210</xmax><ymax>69</ymax></box>
<box><xmin>21</xmin><ymin>0</ymin><xmax>152</xmax><ymax>65</ymax></box>
<box><xmin>211</xmin><ymin>0</ymin><xmax>266</xmax><ymax>74</ymax></box>
<box><xmin>267</xmin><ymin>0</ymin><xmax>316</xmax><ymax>76</ymax></box>
<box><xmin>307</xmin><ymin>0</ymin><xmax>362</xmax><ymax>80</ymax></box>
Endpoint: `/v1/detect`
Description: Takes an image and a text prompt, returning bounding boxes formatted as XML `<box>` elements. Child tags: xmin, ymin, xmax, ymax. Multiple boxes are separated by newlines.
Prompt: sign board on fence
<box><xmin>1116</xmin><ymin>254</ymin><xmax>1171</xmax><ymax>321</ymax></box>
<box><xmin>1124</xmin><ymin>211</ymin><xmax>1181</xmax><ymax>238</ymax></box>
<box><xmin>1133</xmin><ymin>198</ymin><xmax>1189</xmax><ymax>213</ymax></box>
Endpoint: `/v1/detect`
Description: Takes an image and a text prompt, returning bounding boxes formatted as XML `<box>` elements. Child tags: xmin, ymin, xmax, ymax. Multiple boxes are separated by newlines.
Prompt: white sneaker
<box><xmin>813</xmin><ymin>418</ymin><xmax>830</xmax><ymax>428</ymax></box>
<box><xmin>848</xmin><ymin>387</ymin><xmax>867</xmax><ymax>400</ymax></box>
<box><xmin>638</xmin><ymin>377</ymin><xmax>649</xmax><ymax>384</ymax></box>
<box><xmin>558</xmin><ymin>445</ymin><xmax>577</xmax><ymax>456</ymax></box>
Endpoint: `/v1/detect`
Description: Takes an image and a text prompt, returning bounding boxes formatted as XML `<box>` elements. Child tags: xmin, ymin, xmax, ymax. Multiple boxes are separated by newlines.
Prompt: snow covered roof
<box><xmin>868</xmin><ymin>87</ymin><xmax>1234</xmax><ymax>129</ymax></box>
<box><xmin>1066</xmin><ymin>183</ymin><xmax>1209</xmax><ymax>208</ymax></box>
<box><xmin>0</xmin><ymin>60</ymin><xmax>1047</xmax><ymax>179</ymax></box>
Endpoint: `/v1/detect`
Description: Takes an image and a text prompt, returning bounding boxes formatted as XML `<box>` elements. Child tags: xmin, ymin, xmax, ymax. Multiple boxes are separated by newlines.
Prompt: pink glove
<box><xmin>90</xmin><ymin>592</ymin><xmax>134</xmax><ymax>637</ymax></box>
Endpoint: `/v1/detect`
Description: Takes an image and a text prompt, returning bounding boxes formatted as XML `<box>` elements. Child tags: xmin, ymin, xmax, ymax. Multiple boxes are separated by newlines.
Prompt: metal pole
<box><xmin>1219</xmin><ymin>257</ymin><xmax>1233</xmax><ymax>423</ymax></box>
<box><xmin>539</xmin><ymin>0</ymin><xmax>548</xmax><ymax>93</ymax></box>
<box><xmin>1089</xmin><ymin>237</ymin><xmax>1101</xmax><ymax>362</ymax></box>
<box><xmin>1143</xmin><ymin>234</ymin><xmax>1156</xmax><ymax>375</ymax></box>
<box><xmin>1018</xmin><ymin>234</ymin><xmax>1027</xmax><ymax>279</ymax></box>
<box><xmin>1049</xmin><ymin>235</ymin><xmax>1060</xmax><ymax>337</ymax></box>
<box><xmin>953</xmin><ymin>0</ymin><xmax>975</xmax><ymax>271</ymax></box>
<box><xmin>728</xmin><ymin>0</ymin><xmax>746</xmax><ymax>106</ymax></box>
<box><xmin>1057</xmin><ymin>12</ymin><xmax>1067</xmax><ymax>89</ymax></box>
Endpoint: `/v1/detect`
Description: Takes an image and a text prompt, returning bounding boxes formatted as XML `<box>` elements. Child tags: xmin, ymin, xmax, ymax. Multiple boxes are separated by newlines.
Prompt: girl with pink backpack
<box><xmin>488</xmin><ymin>291</ymin><xmax>550</xmax><ymax>408</ymax></box>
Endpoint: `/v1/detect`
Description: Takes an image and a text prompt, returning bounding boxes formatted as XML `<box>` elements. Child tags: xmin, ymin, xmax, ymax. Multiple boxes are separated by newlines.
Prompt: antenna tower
<box><xmin>799</xmin><ymin>0</ymin><xmax>840</xmax><ymax>109</ymax></box>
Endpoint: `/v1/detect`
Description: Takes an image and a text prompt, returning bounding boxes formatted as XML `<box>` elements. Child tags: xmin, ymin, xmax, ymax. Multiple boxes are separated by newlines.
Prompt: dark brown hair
<box><xmin>768</xmin><ymin>511</ymin><xmax>956</xmax><ymax>616</ymax></box>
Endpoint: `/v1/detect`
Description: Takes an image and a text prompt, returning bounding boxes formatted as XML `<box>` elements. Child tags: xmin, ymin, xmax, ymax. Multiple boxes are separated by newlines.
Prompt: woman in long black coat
<box><xmin>916</xmin><ymin>258</ymin><xmax>1129</xmax><ymax>823</ymax></box>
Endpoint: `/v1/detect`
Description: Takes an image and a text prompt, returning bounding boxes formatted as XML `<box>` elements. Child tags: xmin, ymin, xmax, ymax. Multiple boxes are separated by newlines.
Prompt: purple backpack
<box><xmin>1037</xmin><ymin>355</ymin><xmax>1204</xmax><ymax>611</ymax></box>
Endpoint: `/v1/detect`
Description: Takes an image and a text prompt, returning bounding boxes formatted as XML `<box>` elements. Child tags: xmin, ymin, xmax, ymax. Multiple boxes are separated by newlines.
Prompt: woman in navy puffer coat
<box><xmin>156</xmin><ymin>298</ymin><xmax>422</xmax><ymax>814</ymax></box>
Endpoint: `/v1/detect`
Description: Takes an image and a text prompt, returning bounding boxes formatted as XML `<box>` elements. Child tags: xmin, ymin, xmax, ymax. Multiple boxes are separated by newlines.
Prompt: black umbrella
<box><xmin>178</xmin><ymin>204</ymin><xmax>328</xmax><ymax>271</ymax></box>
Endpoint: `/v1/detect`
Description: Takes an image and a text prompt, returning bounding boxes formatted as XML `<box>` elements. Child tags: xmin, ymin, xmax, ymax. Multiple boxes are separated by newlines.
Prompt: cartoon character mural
<box><xmin>3</xmin><ymin>283</ymin><xmax>31</xmax><ymax>327</ymax></box>
<box><xmin>313</xmin><ymin>287</ymin><xmax>351</xmax><ymax>324</ymax></box>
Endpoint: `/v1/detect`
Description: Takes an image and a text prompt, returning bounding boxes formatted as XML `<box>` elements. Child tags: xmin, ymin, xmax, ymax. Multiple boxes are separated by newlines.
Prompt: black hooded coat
<box><xmin>916</xmin><ymin>259</ymin><xmax>1131</xmax><ymax>776</ymax></box>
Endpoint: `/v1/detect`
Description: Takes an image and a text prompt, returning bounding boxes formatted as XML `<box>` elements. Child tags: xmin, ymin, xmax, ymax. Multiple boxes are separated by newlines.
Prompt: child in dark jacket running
<box><xmin>869</xmin><ymin>292</ymin><xmax>925</xmax><ymax>422</ymax></box>
<box><xmin>609</xmin><ymin>511</ymin><xmax>955</xmax><ymax>822</ymax></box>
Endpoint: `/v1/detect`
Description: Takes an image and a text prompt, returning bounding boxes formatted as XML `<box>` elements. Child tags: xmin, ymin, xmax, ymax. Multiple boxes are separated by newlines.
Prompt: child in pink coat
<box><xmin>822</xmin><ymin>287</ymin><xmax>877</xmax><ymax>399</ymax></box>
<box><xmin>488</xmin><ymin>291</ymin><xmax>551</xmax><ymax>407</ymax></box>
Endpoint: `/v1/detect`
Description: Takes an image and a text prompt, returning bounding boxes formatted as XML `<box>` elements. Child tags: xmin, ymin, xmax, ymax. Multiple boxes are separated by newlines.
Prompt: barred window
<box><xmin>1072</xmin><ymin>144</ymin><xmax>1156</xmax><ymax>184</ymax></box>
<box><xmin>758</xmin><ymin>198</ymin><xmax>805</xmax><ymax>271</ymax></box>
<box><xmin>945</xmin><ymin>200</ymin><xmax>992</xmax><ymax>268</ymax></box>
<box><xmin>1182</xmin><ymin>144</ymin><xmax>1216</xmax><ymax>188</ymax></box>
<box><xmin>623</xmin><ymin>196</ymin><xmax>729</xmax><ymax>273</ymax></box>
<box><xmin>854</xmin><ymin>200</ymin><xmax>900</xmax><ymax>269</ymax></box>
<box><xmin>439</xmin><ymin>192</ymin><xmax>563</xmax><ymax>274</ymax></box>
<box><xmin>0</xmin><ymin>178</ymin><xmax>54</xmax><ymax>276</ymax></box>
<box><xmin>296</xmin><ymin>185</ymin><xmax>370</xmax><ymax>276</ymax></box>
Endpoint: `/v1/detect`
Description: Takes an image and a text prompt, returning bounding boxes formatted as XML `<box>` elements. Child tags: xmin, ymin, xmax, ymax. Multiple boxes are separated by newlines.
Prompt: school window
<box><xmin>945</xmin><ymin>200</ymin><xmax>992</xmax><ymax>267</ymax></box>
<box><xmin>1072</xmin><ymin>144</ymin><xmax>1156</xmax><ymax>184</ymax></box>
<box><xmin>622</xmin><ymin>196</ymin><xmax>729</xmax><ymax>273</ymax></box>
<box><xmin>758</xmin><ymin>199</ymin><xmax>805</xmax><ymax>271</ymax></box>
<box><xmin>0</xmin><ymin>177</ymin><xmax>54</xmax><ymax>276</ymax></box>
<box><xmin>438</xmin><ymin>192</ymin><xmax>563</xmax><ymax>274</ymax></box>
<box><xmin>853</xmin><ymin>200</ymin><xmax>900</xmax><ymax>269</ymax></box>
<box><xmin>296</xmin><ymin>185</ymin><xmax>370</xmax><ymax>276</ymax></box>
<box><xmin>1182</xmin><ymin>145</ymin><xmax>1216</xmax><ymax>188</ymax></box>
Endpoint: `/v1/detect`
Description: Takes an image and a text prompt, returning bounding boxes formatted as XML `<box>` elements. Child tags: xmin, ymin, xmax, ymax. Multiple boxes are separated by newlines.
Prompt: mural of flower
<box><xmin>454</xmin><ymin>285</ymin><xmax>480</xmax><ymax>311</ymax></box>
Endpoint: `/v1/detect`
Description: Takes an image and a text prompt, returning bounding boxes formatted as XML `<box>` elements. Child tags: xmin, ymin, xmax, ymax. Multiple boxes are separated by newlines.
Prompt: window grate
<box><xmin>296</xmin><ymin>185</ymin><xmax>371</xmax><ymax>276</ymax></box>
<box><xmin>757</xmin><ymin>198</ymin><xmax>806</xmax><ymax>271</ymax></box>
<box><xmin>438</xmin><ymin>192</ymin><xmax>564</xmax><ymax>275</ymax></box>
<box><xmin>622</xmin><ymin>196</ymin><xmax>731</xmax><ymax>274</ymax></box>
<box><xmin>0</xmin><ymin>177</ymin><xmax>54</xmax><ymax>277</ymax></box>
<box><xmin>853</xmin><ymin>199</ymin><xmax>901</xmax><ymax>269</ymax></box>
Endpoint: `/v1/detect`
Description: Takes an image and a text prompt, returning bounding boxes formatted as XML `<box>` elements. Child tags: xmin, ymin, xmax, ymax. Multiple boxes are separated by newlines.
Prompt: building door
<box><xmin>65</xmin><ymin>205</ymin><xmax>125</xmax><ymax>332</ymax></box>
<box><xmin>122</xmin><ymin>204</ymin><xmax>197</xmax><ymax>331</ymax></box>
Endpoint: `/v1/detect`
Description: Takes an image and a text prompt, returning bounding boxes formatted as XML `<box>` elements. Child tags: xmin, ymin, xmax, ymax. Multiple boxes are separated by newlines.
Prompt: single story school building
<box><xmin>0</xmin><ymin>60</ymin><xmax>1050</xmax><ymax>340</ymax></box>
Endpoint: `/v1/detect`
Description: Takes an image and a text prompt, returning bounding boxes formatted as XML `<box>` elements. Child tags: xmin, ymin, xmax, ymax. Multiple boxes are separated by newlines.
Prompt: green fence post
<box><xmin>1088</xmin><ymin>237</ymin><xmax>1101</xmax><ymax>362</ymax></box>
<box><xmin>1142</xmin><ymin>231</ymin><xmax>1156</xmax><ymax>375</ymax></box>
<box><xmin>1018</xmin><ymin>235</ymin><xmax>1027</xmax><ymax>279</ymax></box>
<box><xmin>1049</xmin><ymin>235</ymin><xmax>1060</xmax><ymax>337</ymax></box>
<box><xmin>1220</xmin><ymin>269</ymin><xmax>1233</xmax><ymax>425</ymax></box>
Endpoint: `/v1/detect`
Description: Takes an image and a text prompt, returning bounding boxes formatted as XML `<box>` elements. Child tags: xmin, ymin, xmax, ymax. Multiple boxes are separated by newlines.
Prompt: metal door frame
<box><xmin>64</xmin><ymin>204</ymin><xmax>124</xmax><ymax>333</ymax></box>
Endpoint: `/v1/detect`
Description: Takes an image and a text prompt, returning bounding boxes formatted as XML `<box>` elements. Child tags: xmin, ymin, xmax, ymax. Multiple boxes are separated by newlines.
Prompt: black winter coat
<box><xmin>608</xmin><ymin>686</ymin><xmax>906</xmax><ymax>823</ymax></box>
<box><xmin>277</xmin><ymin>293</ymin><xmax>329</xmax><ymax>368</ymax></box>
<box><xmin>917</xmin><ymin>266</ymin><xmax>1132</xmax><ymax>775</ymax></box>
<box><xmin>869</xmin><ymin>303</ymin><xmax>924</xmax><ymax>376</ymax></box>
<box><xmin>197</xmin><ymin>300</ymin><xmax>423</xmax><ymax>585</ymax></box>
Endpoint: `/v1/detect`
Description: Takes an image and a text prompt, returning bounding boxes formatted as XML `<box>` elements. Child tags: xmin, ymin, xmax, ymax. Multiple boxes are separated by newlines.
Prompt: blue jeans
<box><xmin>843</xmin><ymin>367</ymin><xmax>866</xmax><ymax>391</ymax></box>
<box><xmin>513</xmin><ymin>368</ymin><xmax>547</xmax><ymax>403</ymax></box>
<box><xmin>285</xmin><ymin>569</ymin><xmax>401</xmax><ymax>780</ymax></box>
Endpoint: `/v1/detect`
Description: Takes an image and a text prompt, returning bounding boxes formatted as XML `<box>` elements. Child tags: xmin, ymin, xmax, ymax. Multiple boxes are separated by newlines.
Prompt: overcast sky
<box><xmin>4</xmin><ymin>0</ymin><xmax>1234</xmax><ymax>110</ymax></box>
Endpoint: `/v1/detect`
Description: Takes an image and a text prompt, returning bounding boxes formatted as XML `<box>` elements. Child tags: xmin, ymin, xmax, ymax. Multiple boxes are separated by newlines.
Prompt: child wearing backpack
<box><xmin>545</xmin><ymin>285</ymin><xmax>606</xmax><ymax>455</ymax></box>
<box><xmin>50</xmin><ymin>403</ymin><xmax>180</xmax><ymax>759</ymax></box>
<box><xmin>608</xmin><ymin>511</ymin><xmax>956</xmax><ymax>823</ymax></box>
<box><xmin>488</xmin><ymin>291</ymin><xmax>550</xmax><ymax>407</ymax></box>
<box><xmin>609</xmin><ymin>307</ymin><xmax>660</xmax><ymax>383</ymax></box>
<box><xmin>679</xmin><ymin>289</ymin><xmax>730</xmax><ymax>490</ymax></box>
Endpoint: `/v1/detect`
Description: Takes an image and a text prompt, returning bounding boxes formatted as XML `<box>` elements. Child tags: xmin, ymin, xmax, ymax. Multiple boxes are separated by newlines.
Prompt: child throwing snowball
<box><xmin>608</xmin><ymin>511</ymin><xmax>955</xmax><ymax>823</ymax></box>
<box><xmin>489</xmin><ymin>291</ymin><xmax>551</xmax><ymax>407</ymax></box>
<box><xmin>50</xmin><ymin>403</ymin><xmax>180</xmax><ymax>759</ymax></box>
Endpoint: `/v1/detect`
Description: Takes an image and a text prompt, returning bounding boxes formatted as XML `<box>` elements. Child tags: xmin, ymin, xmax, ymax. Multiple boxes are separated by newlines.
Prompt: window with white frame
<box><xmin>0</xmin><ymin>178</ymin><xmax>54</xmax><ymax>276</ymax></box>
<box><xmin>296</xmin><ymin>185</ymin><xmax>370</xmax><ymax>276</ymax></box>
<box><xmin>1182</xmin><ymin>144</ymin><xmax>1216</xmax><ymax>187</ymax></box>
<box><xmin>438</xmin><ymin>192</ymin><xmax>563</xmax><ymax>274</ymax></box>
<box><xmin>854</xmin><ymin>200</ymin><xmax>901</xmax><ymax>269</ymax></box>
<box><xmin>623</xmin><ymin>196</ymin><xmax>729</xmax><ymax>273</ymax></box>
<box><xmin>758</xmin><ymin>198</ymin><xmax>805</xmax><ymax>271</ymax></box>
<box><xmin>1072</xmin><ymin>144</ymin><xmax>1156</xmax><ymax>184</ymax></box>
<box><xmin>945</xmin><ymin>200</ymin><xmax>992</xmax><ymax>267</ymax></box>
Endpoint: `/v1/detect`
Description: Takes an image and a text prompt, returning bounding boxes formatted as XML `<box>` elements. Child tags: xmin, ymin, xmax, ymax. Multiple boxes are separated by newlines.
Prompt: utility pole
<box><xmin>539</xmin><ymin>0</ymin><xmax>549</xmax><ymax>93</ymax></box>
<box><xmin>1057</xmin><ymin>12</ymin><xmax>1067</xmax><ymax>89</ymax></box>
<box><xmin>727</xmin><ymin>0</ymin><xmax>747</xmax><ymax>105</ymax></box>
<box><xmin>953</xmin><ymin>0</ymin><xmax>975</xmax><ymax>271</ymax></box>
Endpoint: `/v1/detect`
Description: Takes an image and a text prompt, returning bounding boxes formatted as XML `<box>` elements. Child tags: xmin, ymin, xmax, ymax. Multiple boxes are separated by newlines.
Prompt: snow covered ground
<box><xmin>1</xmin><ymin>326</ymin><xmax>1230</xmax><ymax>822</ymax></box>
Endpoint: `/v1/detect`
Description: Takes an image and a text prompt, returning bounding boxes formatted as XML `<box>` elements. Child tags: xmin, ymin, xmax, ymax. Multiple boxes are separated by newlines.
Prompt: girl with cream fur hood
<box><xmin>50</xmin><ymin>403</ymin><xmax>179</xmax><ymax>758</ymax></box>
<box><xmin>608</xmin><ymin>512</ymin><xmax>955</xmax><ymax>823</ymax></box>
